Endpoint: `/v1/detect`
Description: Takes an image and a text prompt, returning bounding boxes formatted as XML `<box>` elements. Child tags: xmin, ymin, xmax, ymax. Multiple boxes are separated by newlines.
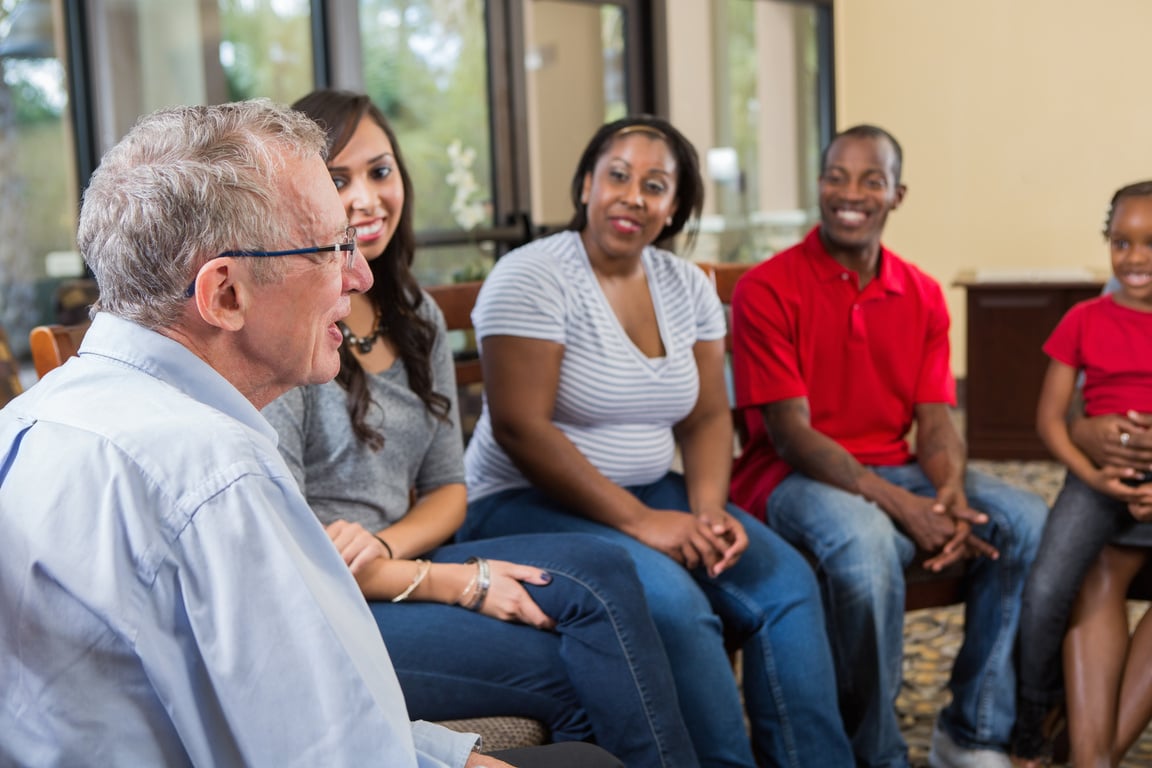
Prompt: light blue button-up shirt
<box><xmin>0</xmin><ymin>313</ymin><xmax>477</xmax><ymax>767</ymax></box>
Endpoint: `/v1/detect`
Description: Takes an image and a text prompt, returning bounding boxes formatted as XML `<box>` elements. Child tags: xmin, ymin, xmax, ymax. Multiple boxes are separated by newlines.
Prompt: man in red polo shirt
<box><xmin>730</xmin><ymin>125</ymin><xmax>1046</xmax><ymax>768</ymax></box>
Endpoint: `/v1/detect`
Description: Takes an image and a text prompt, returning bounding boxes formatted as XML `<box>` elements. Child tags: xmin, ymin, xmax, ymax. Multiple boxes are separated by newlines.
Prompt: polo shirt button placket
<box><xmin>850</xmin><ymin>302</ymin><xmax>865</xmax><ymax>339</ymax></box>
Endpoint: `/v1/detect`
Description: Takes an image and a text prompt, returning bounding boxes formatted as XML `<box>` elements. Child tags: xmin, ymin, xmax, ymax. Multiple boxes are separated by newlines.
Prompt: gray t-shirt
<box><xmin>263</xmin><ymin>292</ymin><xmax>464</xmax><ymax>531</ymax></box>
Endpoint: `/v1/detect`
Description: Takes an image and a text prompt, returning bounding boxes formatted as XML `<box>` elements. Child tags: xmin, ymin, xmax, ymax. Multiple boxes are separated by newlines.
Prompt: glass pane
<box><xmin>703</xmin><ymin>0</ymin><xmax>824</xmax><ymax>263</ymax></box>
<box><xmin>359</xmin><ymin>0</ymin><xmax>493</xmax><ymax>283</ymax></box>
<box><xmin>525</xmin><ymin>0</ymin><xmax>628</xmax><ymax>227</ymax></box>
<box><xmin>0</xmin><ymin>0</ymin><xmax>81</xmax><ymax>366</ymax></box>
<box><xmin>91</xmin><ymin>0</ymin><xmax>313</xmax><ymax>144</ymax></box>
<box><xmin>218</xmin><ymin>0</ymin><xmax>314</xmax><ymax>102</ymax></box>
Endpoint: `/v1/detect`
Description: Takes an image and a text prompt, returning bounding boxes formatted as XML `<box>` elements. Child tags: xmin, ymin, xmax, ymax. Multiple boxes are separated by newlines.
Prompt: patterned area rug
<box><xmin>900</xmin><ymin>459</ymin><xmax>1152</xmax><ymax>767</ymax></box>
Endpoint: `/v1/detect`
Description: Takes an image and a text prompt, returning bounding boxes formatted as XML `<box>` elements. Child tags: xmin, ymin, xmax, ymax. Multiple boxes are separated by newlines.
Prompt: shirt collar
<box><xmin>800</xmin><ymin>225</ymin><xmax>907</xmax><ymax>296</ymax></box>
<box><xmin>79</xmin><ymin>312</ymin><xmax>278</xmax><ymax>442</ymax></box>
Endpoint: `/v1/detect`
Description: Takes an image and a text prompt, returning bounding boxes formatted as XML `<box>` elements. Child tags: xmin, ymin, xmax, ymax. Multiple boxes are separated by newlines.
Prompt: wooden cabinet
<box><xmin>955</xmin><ymin>273</ymin><xmax>1105</xmax><ymax>460</ymax></box>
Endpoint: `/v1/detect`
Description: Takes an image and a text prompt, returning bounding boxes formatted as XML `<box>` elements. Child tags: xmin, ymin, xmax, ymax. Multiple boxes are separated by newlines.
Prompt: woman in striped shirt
<box><xmin>460</xmin><ymin>116</ymin><xmax>852</xmax><ymax>767</ymax></box>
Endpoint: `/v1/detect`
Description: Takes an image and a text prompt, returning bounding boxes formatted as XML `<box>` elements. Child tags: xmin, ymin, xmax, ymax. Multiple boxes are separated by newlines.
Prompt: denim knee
<box><xmin>768</xmin><ymin>475</ymin><xmax>910</xmax><ymax>602</ymax></box>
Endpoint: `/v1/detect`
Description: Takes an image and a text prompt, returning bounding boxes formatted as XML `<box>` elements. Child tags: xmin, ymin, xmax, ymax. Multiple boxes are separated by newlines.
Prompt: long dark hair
<box><xmin>566</xmin><ymin>115</ymin><xmax>705</xmax><ymax>252</ymax></box>
<box><xmin>292</xmin><ymin>89</ymin><xmax>449</xmax><ymax>449</ymax></box>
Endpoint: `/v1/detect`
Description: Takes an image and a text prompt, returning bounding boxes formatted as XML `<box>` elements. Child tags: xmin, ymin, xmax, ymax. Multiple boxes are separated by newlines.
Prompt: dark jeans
<box><xmin>1015</xmin><ymin>472</ymin><xmax>1141</xmax><ymax>752</ymax></box>
<box><xmin>373</xmin><ymin>533</ymin><xmax>696</xmax><ymax>768</ymax></box>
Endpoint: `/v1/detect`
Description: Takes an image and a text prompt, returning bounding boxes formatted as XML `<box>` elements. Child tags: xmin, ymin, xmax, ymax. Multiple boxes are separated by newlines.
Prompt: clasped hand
<box><xmin>891</xmin><ymin>485</ymin><xmax>998</xmax><ymax>572</ymax></box>
<box><xmin>1074</xmin><ymin>411</ymin><xmax>1152</xmax><ymax>519</ymax></box>
<box><xmin>634</xmin><ymin>507</ymin><xmax>747</xmax><ymax>577</ymax></box>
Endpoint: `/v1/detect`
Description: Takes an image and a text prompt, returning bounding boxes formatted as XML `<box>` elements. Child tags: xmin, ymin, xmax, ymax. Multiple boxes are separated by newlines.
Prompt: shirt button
<box><xmin>841</xmin><ymin>273</ymin><xmax>849</xmax><ymax>280</ymax></box>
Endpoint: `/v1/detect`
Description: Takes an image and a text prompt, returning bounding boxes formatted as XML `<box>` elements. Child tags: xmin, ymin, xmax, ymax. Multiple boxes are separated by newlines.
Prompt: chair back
<box><xmin>29</xmin><ymin>322</ymin><xmax>90</xmax><ymax>379</ymax></box>
<box><xmin>426</xmin><ymin>281</ymin><xmax>484</xmax><ymax>386</ymax></box>
<box><xmin>0</xmin><ymin>326</ymin><xmax>24</xmax><ymax>407</ymax></box>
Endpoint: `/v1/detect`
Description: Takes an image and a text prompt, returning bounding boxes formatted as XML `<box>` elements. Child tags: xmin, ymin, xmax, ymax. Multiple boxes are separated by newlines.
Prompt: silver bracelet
<box><xmin>464</xmin><ymin>557</ymin><xmax>491</xmax><ymax>610</ymax></box>
<box><xmin>392</xmin><ymin>559</ymin><xmax>431</xmax><ymax>603</ymax></box>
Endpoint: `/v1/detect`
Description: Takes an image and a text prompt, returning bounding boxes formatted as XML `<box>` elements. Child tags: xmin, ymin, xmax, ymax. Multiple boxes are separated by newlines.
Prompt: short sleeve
<box><xmin>685</xmin><ymin>259</ymin><xmax>727</xmax><ymax>342</ymax></box>
<box><xmin>731</xmin><ymin>266</ymin><xmax>809</xmax><ymax>408</ymax></box>
<box><xmin>1043</xmin><ymin>303</ymin><xmax>1084</xmax><ymax>370</ymax></box>
<box><xmin>913</xmin><ymin>278</ymin><xmax>954</xmax><ymax>405</ymax></box>
<box><xmin>472</xmin><ymin>248</ymin><xmax>567</xmax><ymax>345</ymax></box>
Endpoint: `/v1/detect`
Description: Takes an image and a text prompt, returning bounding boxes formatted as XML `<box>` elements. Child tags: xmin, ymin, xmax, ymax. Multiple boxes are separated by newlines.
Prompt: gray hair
<box><xmin>78</xmin><ymin>99</ymin><xmax>328</xmax><ymax>329</ymax></box>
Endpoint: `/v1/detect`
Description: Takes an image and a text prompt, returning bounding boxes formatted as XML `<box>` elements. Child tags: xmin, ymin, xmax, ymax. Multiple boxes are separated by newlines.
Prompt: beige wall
<box><xmin>834</xmin><ymin>0</ymin><xmax>1152</xmax><ymax>375</ymax></box>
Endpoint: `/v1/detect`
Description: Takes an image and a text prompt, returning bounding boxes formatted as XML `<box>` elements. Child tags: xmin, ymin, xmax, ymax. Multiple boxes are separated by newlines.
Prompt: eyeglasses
<box><xmin>183</xmin><ymin>226</ymin><xmax>358</xmax><ymax>298</ymax></box>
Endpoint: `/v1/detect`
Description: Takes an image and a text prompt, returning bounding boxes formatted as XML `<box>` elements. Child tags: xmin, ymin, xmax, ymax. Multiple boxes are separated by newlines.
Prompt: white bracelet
<box><xmin>392</xmin><ymin>559</ymin><xmax>431</xmax><ymax>603</ymax></box>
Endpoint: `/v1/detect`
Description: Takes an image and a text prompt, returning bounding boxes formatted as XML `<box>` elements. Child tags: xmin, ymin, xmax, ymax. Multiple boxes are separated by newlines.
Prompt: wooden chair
<box><xmin>29</xmin><ymin>322</ymin><xmax>90</xmax><ymax>379</ymax></box>
<box><xmin>0</xmin><ymin>325</ymin><xmax>24</xmax><ymax>408</ymax></box>
<box><xmin>425</xmin><ymin>281</ymin><xmax>484</xmax><ymax>386</ymax></box>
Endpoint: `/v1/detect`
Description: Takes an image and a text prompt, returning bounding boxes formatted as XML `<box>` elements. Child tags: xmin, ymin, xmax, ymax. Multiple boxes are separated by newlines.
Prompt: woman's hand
<box><xmin>1080</xmin><ymin>464</ymin><xmax>1151</xmax><ymax>503</ymax></box>
<box><xmin>693</xmin><ymin>507</ymin><xmax>747</xmax><ymax>576</ymax></box>
<box><xmin>1070</xmin><ymin>410</ymin><xmax>1152</xmax><ymax>472</ymax></box>
<box><xmin>629</xmin><ymin>507</ymin><xmax>745</xmax><ymax>576</ymax></box>
<box><xmin>325</xmin><ymin>519</ymin><xmax>390</xmax><ymax>575</ymax></box>
<box><xmin>473</xmin><ymin>559</ymin><xmax>557</xmax><ymax>630</ymax></box>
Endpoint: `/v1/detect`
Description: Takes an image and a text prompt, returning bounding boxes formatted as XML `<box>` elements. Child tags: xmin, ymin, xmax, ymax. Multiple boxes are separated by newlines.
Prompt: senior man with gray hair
<box><xmin>0</xmin><ymin>100</ymin><xmax>618</xmax><ymax>768</ymax></box>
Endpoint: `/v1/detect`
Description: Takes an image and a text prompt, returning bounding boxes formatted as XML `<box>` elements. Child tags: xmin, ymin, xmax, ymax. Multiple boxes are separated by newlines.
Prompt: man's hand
<box><xmin>1070</xmin><ymin>410</ymin><xmax>1152</xmax><ymax>472</ymax></box>
<box><xmin>921</xmin><ymin>485</ymin><xmax>998</xmax><ymax>570</ymax></box>
<box><xmin>885</xmin><ymin>484</ymin><xmax>998</xmax><ymax>572</ymax></box>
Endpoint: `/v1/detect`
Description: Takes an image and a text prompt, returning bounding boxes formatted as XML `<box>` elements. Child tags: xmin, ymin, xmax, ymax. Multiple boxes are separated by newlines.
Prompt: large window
<box><xmin>0</xmin><ymin>0</ymin><xmax>829</xmax><ymax>372</ymax></box>
<box><xmin>88</xmin><ymin>0</ymin><xmax>315</xmax><ymax>148</ymax></box>
<box><xmin>696</xmin><ymin>0</ymin><xmax>832</xmax><ymax>264</ymax></box>
<box><xmin>0</xmin><ymin>0</ymin><xmax>78</xmax><ymax>359</ymax></box>
<box><xmin>358</xmin><ymin>0</ymin><xmax>494</xmax><ymax>284</ymax></box>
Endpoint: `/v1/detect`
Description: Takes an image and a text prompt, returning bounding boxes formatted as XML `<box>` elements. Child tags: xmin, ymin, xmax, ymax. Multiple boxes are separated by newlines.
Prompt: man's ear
<box><xmin>192</xmin><ymin>259</ymin><xmax>249</xmax><ymax>332</ymax></box>
<box><xmin>891</xmin><ymin>183</ymin><xmax>908</xmax><ymax>211</ymax></box>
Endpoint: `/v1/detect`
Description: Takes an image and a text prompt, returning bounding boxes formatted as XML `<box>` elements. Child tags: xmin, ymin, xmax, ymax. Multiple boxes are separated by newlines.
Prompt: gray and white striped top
<box><xmin>464</xmin><ymin>230</ymin><xmax>726</xmax><ymax>500</ymax></box>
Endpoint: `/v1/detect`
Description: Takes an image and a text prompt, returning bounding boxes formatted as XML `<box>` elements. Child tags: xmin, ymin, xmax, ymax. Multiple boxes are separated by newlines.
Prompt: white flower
<box><xmin>446</xmin><ymin>140</ymin><xmax>487</xmax><ymax>231</ymax></box>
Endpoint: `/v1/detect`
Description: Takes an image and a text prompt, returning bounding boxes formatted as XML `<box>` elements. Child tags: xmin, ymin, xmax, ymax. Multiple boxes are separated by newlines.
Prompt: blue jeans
<box><xmin>767</xmin><ymin>464</ymin><xmax>1045</xmax><ymax>768</ymax></box>
<box><xmin>461</xmin><ymin>473</ymin><xmax>854</xmax><ymax>768</ymax></box>
<box><xmin>373</xmin><ymin>533</ymin><xmax>697</xmax><ymax>768</ymax></box>
<box><xmin>1015</xmin><ymin>473</ymin><xmax>1139</xmax><ymax>752</ymax></box>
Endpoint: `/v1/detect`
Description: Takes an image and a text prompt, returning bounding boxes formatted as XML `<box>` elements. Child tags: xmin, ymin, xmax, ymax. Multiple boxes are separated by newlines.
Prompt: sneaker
<box><xmin>928</xmin><ymin>723</ymin><xmax>1012</xmax><ymax>768</ymax></box>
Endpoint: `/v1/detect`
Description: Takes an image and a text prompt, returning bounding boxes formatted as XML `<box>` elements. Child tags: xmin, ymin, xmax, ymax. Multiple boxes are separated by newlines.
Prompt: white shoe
<box><xmin>928</xmin><ymin>723</ymin><xmax>1012</xmax><ymax>768</ymax></box>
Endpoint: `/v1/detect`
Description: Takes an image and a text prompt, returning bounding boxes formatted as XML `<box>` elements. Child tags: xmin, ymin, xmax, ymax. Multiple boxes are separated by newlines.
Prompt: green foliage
<box><xmin>8</xmin><ymin>75</ymin><xmax>57</xmax><ymax>123</ymax></box>
<box><xmin>217</xmin><ymin>0</ymin><xmax>314</xmax><ymax>104</ymax></box>
<box><xmin>360</xmin><ymin>0</ymin><xmax>492</xmax><ymax>233</ymax></box>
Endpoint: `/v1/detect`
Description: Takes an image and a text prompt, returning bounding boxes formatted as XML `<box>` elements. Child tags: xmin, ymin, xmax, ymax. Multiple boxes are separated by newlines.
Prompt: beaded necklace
<box><xmin>337</xmin><ymin>314</ymin><xmax>386</xmax><ymax>354</ymax></box>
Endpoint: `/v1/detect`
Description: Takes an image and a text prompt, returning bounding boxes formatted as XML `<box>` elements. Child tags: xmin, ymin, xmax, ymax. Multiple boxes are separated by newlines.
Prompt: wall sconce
<box><xmin>0</xmin><ymin>0</ymin><xmax>56</xmax><ymax>60</ymax></box>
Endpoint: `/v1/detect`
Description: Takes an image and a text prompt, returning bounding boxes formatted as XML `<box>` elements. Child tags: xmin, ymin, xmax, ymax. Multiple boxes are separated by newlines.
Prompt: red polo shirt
<box><xmin>729</xmin><ymin>227</ymin><xmax>955</xmax><ymax>519</ymax></box>
<box><xmin>1043</xmin><ymin>295</ymin><xmax>1152</xmax><ymax>417</ymax></box>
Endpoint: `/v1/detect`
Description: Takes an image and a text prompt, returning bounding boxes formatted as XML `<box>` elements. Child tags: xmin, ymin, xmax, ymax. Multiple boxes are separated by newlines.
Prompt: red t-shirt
<box><xmin>729</xmin><ymin>227</ymin><xmax>955</xmax><ymax>519</ymax></box>
<box><xmin>1043</xmin><ymin>295</ymin><xmax>1152</xmax><ymax>417</ymax></box>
